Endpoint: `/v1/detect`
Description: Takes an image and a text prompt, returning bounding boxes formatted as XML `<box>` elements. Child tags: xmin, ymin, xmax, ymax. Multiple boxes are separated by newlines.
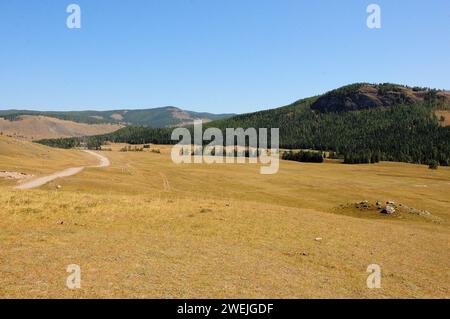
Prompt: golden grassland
<box><xmin>0</xmin><ymin>115</ymin><xmax>122</xmax><ymax>140</ymax></box>
<box><xmin>0</xmin><ymin>138</ymin><xmax>449</xmax><ymax>298</ymax></box>
<box><xmin>0</xmin><ymin>136</ymin><xmax>98</xmax><ymax>187</ymax></box>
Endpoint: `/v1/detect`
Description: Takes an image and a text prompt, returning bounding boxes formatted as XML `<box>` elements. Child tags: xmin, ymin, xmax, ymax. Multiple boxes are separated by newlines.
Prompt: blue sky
<box><xmin>0</xmin><ymin>0</ymin><xmax>449</xmax><ymax>113</ymax></box>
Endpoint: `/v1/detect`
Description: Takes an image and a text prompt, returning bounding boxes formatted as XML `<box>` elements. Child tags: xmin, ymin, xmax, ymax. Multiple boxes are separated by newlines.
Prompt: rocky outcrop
<box><xmin>349</xmin><ymin>200</ymin><xmax>438</xmax><ymax>220</ymax></box>
<box><xmin>311</xmin><ymin>83</ymin><xmax>450</xmax><ymax>113</ymax></box>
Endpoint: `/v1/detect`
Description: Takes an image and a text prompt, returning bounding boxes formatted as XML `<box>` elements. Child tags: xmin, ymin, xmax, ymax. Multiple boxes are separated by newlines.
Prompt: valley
<box><xmin>0</xmin><ymin>138</ymin><xmax>449</xmax><ymax>298</ymax></box>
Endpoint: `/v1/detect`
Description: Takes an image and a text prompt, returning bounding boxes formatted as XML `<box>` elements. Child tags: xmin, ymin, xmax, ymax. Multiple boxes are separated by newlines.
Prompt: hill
<box><xmin>36</xmin><ymin>83</ymin><xmax>450</xmax><ymax>166</ymax></box>
<box><xmin>0</xmin><ymin>106</ymin><xmax>234</xmax><ymax>128</ymax></box>
<box><xmin>0</xmin><ymin>115</ymin><xmax>123</xmax><ymax>140</ymax></box>
<box><xmin>311</xmin><ymin>83</ymin><xmax>450</xmax><ymax>112</ymax></box>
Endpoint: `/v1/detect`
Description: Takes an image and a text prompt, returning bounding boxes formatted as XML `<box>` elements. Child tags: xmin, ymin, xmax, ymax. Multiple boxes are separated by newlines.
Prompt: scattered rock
<box><xmin>0</xmin><ymin>171</ymin><xmax>33</xmax><ymax>180</ymax></box>
<box><xmin>408</xmin><ymin>208</ymin><xmax>431</xmax><ymax>216</ymax></box>
<box><xmin>344</xmin><ymin>200</ymin><xmax>435</xmax><ymax>220</ymax></box>
<box><xmin>355</xmin><ymin>200</ymin><xmax>371</xmax><ymax>209</ymax></box>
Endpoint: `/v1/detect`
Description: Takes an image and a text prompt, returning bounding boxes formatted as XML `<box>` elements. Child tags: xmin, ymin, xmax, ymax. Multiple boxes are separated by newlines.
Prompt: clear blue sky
<box><xmin>0</xmin><ymin>0</ymin><xmax>449</xmax><ymax>113</ymax></box>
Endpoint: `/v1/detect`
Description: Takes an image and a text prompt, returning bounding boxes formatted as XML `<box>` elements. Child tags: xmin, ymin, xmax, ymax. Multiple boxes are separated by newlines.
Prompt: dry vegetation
<box><xmin>0</xmin><ymin>136</ymin><xmax>97</xmax><ymax>187</ymax></box>
<box><xmin>0</xmin><ymin>138</ymin><xmax>449</xmax><ymax>298</ymax></box>
<box><xmin>435</xmin><ymin>110</ymin><xmax>450</xmax><ymax>127</ymax></box>
<box><xmin>0</xmin><ymin>115</ymin><xmax>122</xmax><ymax>140</ymax></box>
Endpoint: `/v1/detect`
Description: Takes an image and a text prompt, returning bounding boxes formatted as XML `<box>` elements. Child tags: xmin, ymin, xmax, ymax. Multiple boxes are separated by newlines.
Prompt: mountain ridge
<box><xmin>0</xmin><ymin>106</ymin><xmax>235</xmax><ymax>128</ymax></box>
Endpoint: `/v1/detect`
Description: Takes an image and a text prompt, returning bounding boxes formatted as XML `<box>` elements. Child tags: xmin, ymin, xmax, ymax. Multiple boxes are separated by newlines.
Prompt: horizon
<box><xmin>1</xmin><ymin>0</ymin><xmax>449</xmax><ymax>113</ymax></box>
<box><xmin>1</xmin><ymin>81</ymin><xmax>448</xmax><ymax>114</ymax></box>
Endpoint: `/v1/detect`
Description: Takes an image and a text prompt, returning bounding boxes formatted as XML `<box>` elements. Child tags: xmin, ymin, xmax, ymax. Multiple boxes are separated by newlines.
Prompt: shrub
<box><xmin>428</xmin><ymin>160</ymin><xmax>439</xmax><ymax>170</ymax></box>
<box><xmin>282</xmin><ymin>150</ymin><xmax>323</xmax><ymax>163</ymax></box>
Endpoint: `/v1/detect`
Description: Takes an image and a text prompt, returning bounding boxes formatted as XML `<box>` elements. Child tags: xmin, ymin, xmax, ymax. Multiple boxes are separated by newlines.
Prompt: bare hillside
<box><xmin>0</xmin><ymin>115</ymin><xmax>123</xmax><ymax>140</ymax></box>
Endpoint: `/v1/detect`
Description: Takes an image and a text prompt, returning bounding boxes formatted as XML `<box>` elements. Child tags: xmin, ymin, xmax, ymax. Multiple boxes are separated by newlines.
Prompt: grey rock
<box><xmin>381</xmin><ymin>205</ymin><xmax>396</xmax><ymax>214</ymax></box>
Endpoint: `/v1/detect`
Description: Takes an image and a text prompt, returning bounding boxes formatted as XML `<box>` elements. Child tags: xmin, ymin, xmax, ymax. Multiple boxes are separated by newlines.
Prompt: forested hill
<box><xmin>37</xmin><ymin>83</ymin><xmax>450</xmax><ymax>166</ymax></box>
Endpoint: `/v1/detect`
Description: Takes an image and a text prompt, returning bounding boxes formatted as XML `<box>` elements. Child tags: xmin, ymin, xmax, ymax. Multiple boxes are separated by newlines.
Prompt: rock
<box><xmin>420</xmin><ymin>210</ymin><xmax>431</xmax><ymax>216</ymax></box>
<box><xmin>381</xmin><ymin>205</ymin><xmax>396</xmax><ymax>214</ymax></box>
<box><xmin>0</xmin><ymin>171</ymin><xmax>33</xmax><ymax>180</ymax></box>
<box><xmin>408</xmin><ymin>208</ymin><xmax>431</xmax><ymax>216</ymax></box>
<box><xmin>315</xmin><ymin>237</ymin><xmax>323</xmax><ymax>241</ymax></box>
<box><xmin>386</xmin><ymin>201</ymin><xmax>396</xmax><ymax>207</ymax></box>
<box><xmin>56</xmin><ymin>185</ymin><xmax>62</xmax><ymax>189</ymax></box>
<box><xmin>355</xmin><ymin>200</ymin><xmax>371</xmax><ymax>209</ymax></box>
<box><xmin>376</xmin><ymin>201</ymin><xmax>383</xmax><ymax>208</ymax></box>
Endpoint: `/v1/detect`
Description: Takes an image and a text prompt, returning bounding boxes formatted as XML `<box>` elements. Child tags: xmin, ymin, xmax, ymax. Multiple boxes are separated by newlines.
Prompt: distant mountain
<box><xmin>0</xmin><ymin>106</ymin><xmax>235</xmax><ymax>128</ymax></box>
<box><xmin>39</xmin><ymin>83</ymin><xmax>450</xmax><ymax>166</ymax></box>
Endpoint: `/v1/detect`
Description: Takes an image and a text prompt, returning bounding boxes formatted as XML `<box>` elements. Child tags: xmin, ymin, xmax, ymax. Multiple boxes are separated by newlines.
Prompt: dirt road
<box><xmin>14</xmin><ymin>151</ymin><xmax>110</xmax><ymax>190</ymax></box>
<box><xmin>84</xmin><ymin>150</ymin><xmax>110</xmax><ymax>168</ymax></box>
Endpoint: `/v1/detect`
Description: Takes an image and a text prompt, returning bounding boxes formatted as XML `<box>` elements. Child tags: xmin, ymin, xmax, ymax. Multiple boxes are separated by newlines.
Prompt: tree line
<box><xmin>36</xmin><ymin>99</ymin><xmax>450</xmax><ymax>167</ymax></box>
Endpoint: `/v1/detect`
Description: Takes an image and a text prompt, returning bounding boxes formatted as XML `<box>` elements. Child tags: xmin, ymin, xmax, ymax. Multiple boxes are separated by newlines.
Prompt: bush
<box><xmin>428</xmin><ymin>160</ymin><xmax>439</xmax><ymax>170</ymax></box>
<box><xmin>282</xmin><ymin>150</ymin><xmax>323</xmax><ymax>163</ymax></box>
<box><xmin>86</xmin><ymin>139</ymin><xmax>102</xmax><ymax>150</ymax></box>
<box><xmin>344</xmin><ymin>151</ymin><xmax>381</xmax><ymax>164</ymax></box>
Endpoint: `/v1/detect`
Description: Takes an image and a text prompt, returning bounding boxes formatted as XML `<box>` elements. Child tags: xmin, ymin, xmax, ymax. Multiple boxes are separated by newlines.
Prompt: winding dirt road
<box><xmin>84</xmin><ymin>150</ymin><xmax>110</xmax><ymax>168</ymax></box>
<box><xmin>14</xmin><ymin>150</ymin><xmax>110</xmax><ymax>190</ymax></box>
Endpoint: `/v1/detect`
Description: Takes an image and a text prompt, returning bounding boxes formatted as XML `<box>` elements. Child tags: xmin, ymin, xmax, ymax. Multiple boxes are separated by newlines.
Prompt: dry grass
<box><xmin>435</xmin><ymin>110</ymin><xmax>450</xmax><ymax>127</ymax></box>
<box><xmin>0</xmin><ymin>139</ymin><xmax>449</xmax><ymax>298</ymax></box>
<box><xmin>0</xmin><ymin>115</ymin><xmax>122</xmax><ymax>140</ymax></box>
<box><xmin>0</xmin><ymin>136</ymin><xmax>97</xmax><ymax>187</ymax></box>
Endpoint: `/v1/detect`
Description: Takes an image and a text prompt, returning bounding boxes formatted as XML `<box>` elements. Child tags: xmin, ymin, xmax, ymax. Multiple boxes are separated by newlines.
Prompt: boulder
<box><xmin>381</xmin><ymin>205</ymin><xmax>396</xmax><ymax>214</ymax></box>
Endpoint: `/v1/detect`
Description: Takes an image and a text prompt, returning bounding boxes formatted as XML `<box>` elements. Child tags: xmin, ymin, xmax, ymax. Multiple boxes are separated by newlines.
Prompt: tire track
<box><xmin>160</xmin><ymin>173</ymin><xmax>171</xmax><ymax>191</ymax></box>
